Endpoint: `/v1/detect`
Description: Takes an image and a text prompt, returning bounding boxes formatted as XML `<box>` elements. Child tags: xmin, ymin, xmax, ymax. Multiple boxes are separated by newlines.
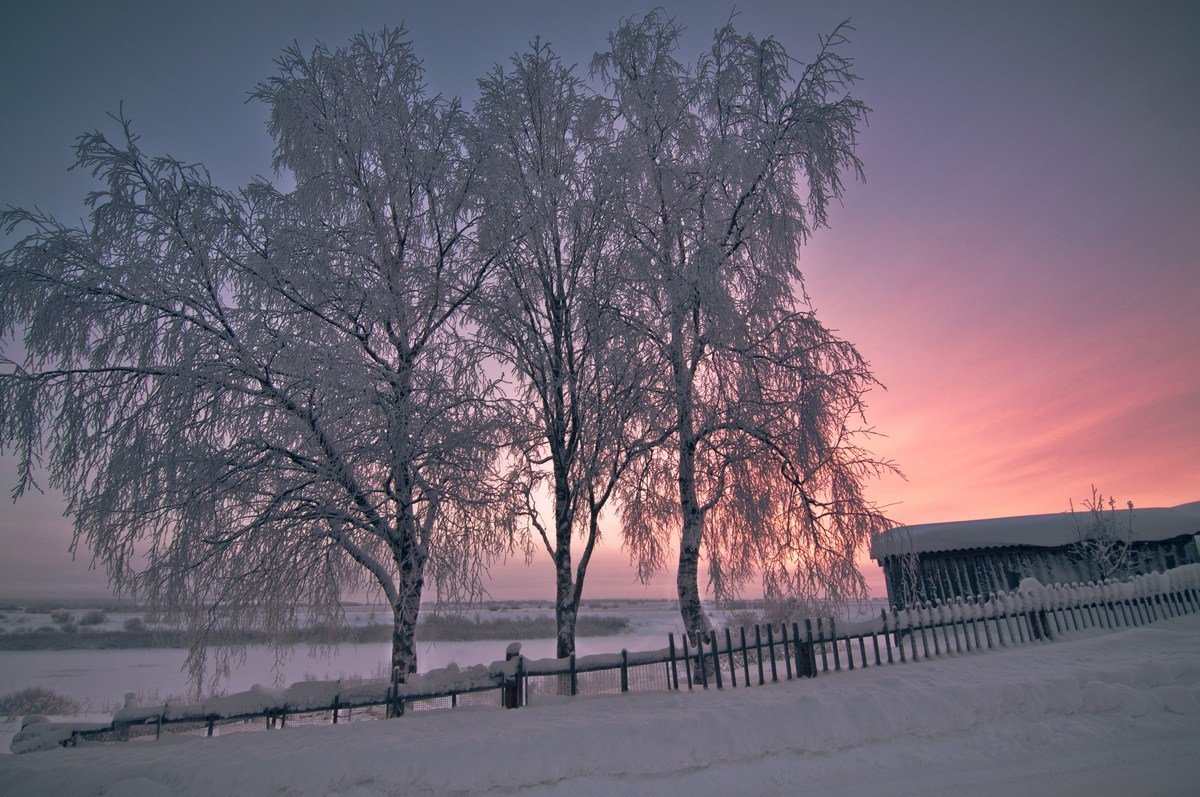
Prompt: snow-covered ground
<box><xmin>2</xmin><ymin>612</ymin><xmax>1197</xmax><ymax>795</ymax></box>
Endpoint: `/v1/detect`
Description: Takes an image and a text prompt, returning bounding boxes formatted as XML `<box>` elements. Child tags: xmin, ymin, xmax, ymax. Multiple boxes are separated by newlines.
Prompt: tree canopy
<box><xmin>0</xmin><ymin>13</ymin><xmax>890</xmax><ymax>684</ymax></box>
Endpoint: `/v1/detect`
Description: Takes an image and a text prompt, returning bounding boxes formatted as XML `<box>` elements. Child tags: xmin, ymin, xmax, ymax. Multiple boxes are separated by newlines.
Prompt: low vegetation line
<box><xmin>0</xmin><ymin>615</ymin><xmax>630</xmax><ymax>651</ymax></box>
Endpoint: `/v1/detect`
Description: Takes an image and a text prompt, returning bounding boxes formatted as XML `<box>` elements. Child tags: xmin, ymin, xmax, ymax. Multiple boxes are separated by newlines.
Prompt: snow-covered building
<box><xmin>871</xmin><ymin>502</ymin><xmax>1200</xmax><ymax>608</ymax></box>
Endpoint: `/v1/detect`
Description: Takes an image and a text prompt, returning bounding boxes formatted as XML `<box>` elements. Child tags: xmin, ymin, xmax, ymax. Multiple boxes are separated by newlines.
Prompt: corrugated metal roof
<box><xmin>870</xmin><ymin>502</ymin><xmax>1200</xmax><ymax>559</ymax></box>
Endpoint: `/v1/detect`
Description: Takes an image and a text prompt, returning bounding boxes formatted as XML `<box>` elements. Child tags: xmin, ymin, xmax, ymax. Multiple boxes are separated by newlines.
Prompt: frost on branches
<box><xmin>0</xmin><ymin>12</ymin><xmax>893</xmax><ymax>682</ymax></box>
<box><xmin>594</xmin><ymin>12</ymin><xmax>893</xmax><ymax>637</ymax></box>
<box><xmin>472</xmin><ymin>40</ymin><xmax>660</xmax><ymax>659</ymax></box>
<box><xmin>1068</xmin><ymin>486</ymin><xmax>1141</xmax><ymax>581</ymax></box>
<box><xmin>0</xmin><ymin>30</ymin><xmax>522</xmax><ymax>688</ymax></box>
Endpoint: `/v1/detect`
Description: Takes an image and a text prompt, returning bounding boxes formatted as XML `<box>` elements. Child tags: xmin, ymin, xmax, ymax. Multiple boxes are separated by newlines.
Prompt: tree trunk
<box><xmin>676</xmin><ymin>435</ymin><xmax>711</xmax><ymax>641</ymax></box>
<box><xmin>555</xmin><ymin>587</ymin><xmax>578</xmax><ymax>660</ymax></box>
<box><xmin>391</xmin><ymin>546</ymin><xmax>424</xmax><ymax>683</ymax></box>
<box><xmin>553</xmin><ymin>476</ymin><xmax>577</xmax><ymax>660</ymax></box>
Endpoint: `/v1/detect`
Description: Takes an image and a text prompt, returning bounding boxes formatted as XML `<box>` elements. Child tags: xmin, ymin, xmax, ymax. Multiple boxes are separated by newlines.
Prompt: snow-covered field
<box><xmin>2</xmin><ymin>611</ymin><xmax>1198</xmax><ymax>795</ymax></box>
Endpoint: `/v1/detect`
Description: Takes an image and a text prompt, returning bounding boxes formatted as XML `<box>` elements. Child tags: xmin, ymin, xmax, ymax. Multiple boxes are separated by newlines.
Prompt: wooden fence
<box><xmin>19</xmin><ymin>564</ymin><xmax>1200</xmax><ymax>753</ymax></box>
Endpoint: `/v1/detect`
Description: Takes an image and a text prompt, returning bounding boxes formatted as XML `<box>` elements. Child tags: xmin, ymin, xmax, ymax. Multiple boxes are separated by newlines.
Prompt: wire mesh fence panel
<box><xmin>126</xmin><ymin>724</ymin><xmax>165</xmax><ymax>742</ymax></box>
<box><xmin>210</xmin><ymin>717</ymin><xmax>269</xmax><ymax>736</ymax></box>
<box><xmin>340</xmin><ymin>704</ymin><xmax>389</xmax><ymax>722</ymax></box>
<box><xmin>626</xmin><ymin>661</ymin><xmax>669</xmax><ymax>693</ymax></box>
<box><xmin>453</xmin><ymin>688</ymin><xmax>504</xmax><ymax>709</ymax></box>
<box><xmin>170</xmin><ymin>720</ymin><xmax>211</xmax><ymax>737</ymax></box>
<box><xmin>524</xmin><ymin>673</ymin><xmax>576</xmax><ymax>703</ymax></box>
<box><xmin>575</xmin><ymin>666</ymin><xmax>621</xmax><ymax>696</ymax></box>
<box><xmin>285</xmin><ymin>709</ymin><xmax>335</xmax><ymax>727</ymax></box>
<box><xmin>406</xmin><ymin>695</ymin><xmax>455</xmax><ymax>713</ymax></box>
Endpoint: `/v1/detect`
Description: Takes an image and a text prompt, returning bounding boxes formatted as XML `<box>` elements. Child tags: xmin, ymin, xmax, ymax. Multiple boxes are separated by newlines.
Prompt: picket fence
<box><xmin>15</xmin><ymin>563</ymin><xmax>1200</xmax><ymax>753</ymax></box>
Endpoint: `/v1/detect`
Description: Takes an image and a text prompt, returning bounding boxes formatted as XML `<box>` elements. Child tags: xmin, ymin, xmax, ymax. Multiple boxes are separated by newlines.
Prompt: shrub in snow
<box><xmin>50</xmin><ymin>609</ymin><xmax>73</xmax><ymax>624</ymax></box>
<box><xmin>0</xmin><ymin>686</ymin><xmax>83</xmax><ymax>717</ymax></box>
<box><xmin>123</xmin><ymin>616</ymin><xmax>146</xmax><ymax>633</ymax></box>
<box><xmin>79</xmin><ymin>609</ymin><xmax>107</xmax><ymax>626</ymax></box>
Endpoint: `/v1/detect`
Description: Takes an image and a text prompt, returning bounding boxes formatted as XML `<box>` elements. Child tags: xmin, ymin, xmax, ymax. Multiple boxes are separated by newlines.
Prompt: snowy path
<box><xmin>3</xmin><ymin>615</ymin><xmax>1199</xmax><ymax>796</ymax></box>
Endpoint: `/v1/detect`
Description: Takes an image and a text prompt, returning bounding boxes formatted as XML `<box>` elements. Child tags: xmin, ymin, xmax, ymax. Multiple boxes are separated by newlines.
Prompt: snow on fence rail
<box><xmin>13</xmin><ymin>564</ymin><xmax>1200</xmax><ymax>754</ymax></box>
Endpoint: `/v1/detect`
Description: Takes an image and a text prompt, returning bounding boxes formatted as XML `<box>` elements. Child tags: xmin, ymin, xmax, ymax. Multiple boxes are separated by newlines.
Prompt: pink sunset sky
<box><xmin>1</xmin><ymin>0</ymin><xmax>1197</xmax><ymax>601</ymax></box>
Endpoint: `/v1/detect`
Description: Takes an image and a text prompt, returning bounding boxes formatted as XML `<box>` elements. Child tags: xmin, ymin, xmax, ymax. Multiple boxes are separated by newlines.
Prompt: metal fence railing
<box><xmin>14</xmin><ymin>563</ymin><xmax>1199</xmax><ymax>754</ymax></box>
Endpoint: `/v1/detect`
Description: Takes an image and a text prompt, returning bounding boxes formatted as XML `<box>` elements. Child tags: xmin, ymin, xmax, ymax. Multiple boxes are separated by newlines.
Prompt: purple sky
<box><xmin>1</xmin><ymin>1</ymin><xmax>1197</xmax><ymax>600</ymax></box>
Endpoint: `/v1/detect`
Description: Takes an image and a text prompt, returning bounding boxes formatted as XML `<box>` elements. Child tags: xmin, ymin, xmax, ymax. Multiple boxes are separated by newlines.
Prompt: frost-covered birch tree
<box><xmin>0</xmin><ymin>29</ymin><xmax>518</xmax><ymax>686</ymax></box>
<box><xmin>472</xmin><ymin>41</ymin><xmax>657</xmax><ymax>658</ymax></box>
<box><xmin>594</xmin><ymin>12</ymin><xmax>890</xmax><ymax>637</ymax></box>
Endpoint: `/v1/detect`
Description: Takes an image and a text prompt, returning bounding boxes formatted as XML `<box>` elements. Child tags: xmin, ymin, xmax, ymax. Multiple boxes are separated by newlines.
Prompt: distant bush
<box><xmin>50</xmin><ymin>609</ymin><xmax>73</xmax><ymax>624</ymax></box>
<box><xmin>416</xmin><ymin>613</ymin><xmax>629</xmax><ymax>641</ymax></box>
<box><xmin>0</xmin><ymin>613</ymin><xmax>630</xmax><ymax>650</ymax></box>
<box><xmin>123</xmin><ymin>617</ymin><xmax>146</xmax><ymax>633</ymax></box>
<box><xmin>0</xmin><ymin>686</ymin><xmax>83</xmax><ymax>717</ymax></box>
<box><xmin>80</xmin><ymin>609</ymin><xmax>107</xmax><ymax>626</ymax></box>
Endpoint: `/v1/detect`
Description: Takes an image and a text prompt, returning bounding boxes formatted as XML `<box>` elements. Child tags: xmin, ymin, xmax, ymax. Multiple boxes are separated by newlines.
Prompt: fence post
<box><xmin>697</xmin><ymin>634</ymin><xmax>709</xmax><ymax>690</ymax></box>
<box><xmin>880</xmin><ymin>612</ymin><xmax>894</xmax><ymax>664</ymax></box>
<box><xmin>682</xmin><ymin>633</ymin><xmax>693</xmax><ymax>689</ymax></box>
<box><xmin>930</xmin><ymin>610</ymin><xmax>942</xmax><ymax>656</ymax></box>
<box><xmin>766</xmin><ymin>624</ymin><xmax>779</xmax><ymax>682</ymax></box>
<box><xmin>668</xmin><ymin>634</ymin><xmax>678</xmax><ymax>690</ymax></box>
<box><xmin>742</xmin><ymin>627</ymin><xmax>752</xmax><ymax>686</ymax></box>
<box><xmin>570</xmin><ymin>652</ymin><xmax>578</xmax><ymax>695</ymax></box>
<box><xmin>620</xmin><ymin>649</ymin><xmax>629</xmax><ymax>693</ymax></box>
<box><xmin>781</xmin><ymin>624</ymin><xmax>794</xmax><ymax>680</ymax></box>
<box><xmin>830</xmin><ymin>618</ymin><xmax>841</xmax><ymax>671</ymax></box>
<box><xmin>725</xmin><ymin>628</ymin><xmax>738</xmax><ymax>688</ymax></box>
<box><xmin>970</xmin><ymin>600</ymin><xmax>983</xmax><ymax>649</ymax></box>
<box><xmin>918</xmin><ymin>610</ymin><xmax>932</xmax><ymax>660</ymax></box>
<box><xmin>803</xmin><ymin>619</ymin><xmax>817</xmax><ymax>676</ymax></box>
<box><xmin>793</xmin><ymin>622</ymin><xmax>806</xmax><ymax>676</ymax></box>
<box><xmin>709</xmin><ymin>634</ymin><xmax>723</xmax><ymax>690</ymax></box>
<box><xmin>503</xmin><ymin>643</ymin><xmax>523</xmax><ymax>709</ymax></box>
<box><xmin>755</xmin><ymin>625</ymin><xmax>766</xmax><ymax>683</ymax></box>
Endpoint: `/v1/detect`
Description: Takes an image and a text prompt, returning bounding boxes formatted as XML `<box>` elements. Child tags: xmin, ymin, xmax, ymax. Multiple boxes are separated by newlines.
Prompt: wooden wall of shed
<box><xmin>878</xmin><ymin>535</ymin><xmax>1199</xmax><ymax>609</ymax></box>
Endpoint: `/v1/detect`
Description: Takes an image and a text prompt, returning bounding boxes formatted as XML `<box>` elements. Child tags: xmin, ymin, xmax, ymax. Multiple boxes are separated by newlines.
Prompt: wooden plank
<box><xmin>667</xmin><ymin>635</ymin><xmax>678</xmax><ymax>691</ymax></box>
<box><xmin>682</xmin><ymin>633</ymin><xmax>693</xmax><ymax>690</ymax></box>
<box><xmin>725</xmin><ymin>628</ymin><xmax>738</xmax><ymax>688</ymax></box>
<box><xmin>741</xmin><ymin>626</ymin><xmax>751</xmax><ymax>686</ymax></box>
<box><xmin>881</xmin><ymin>611</ymin><xmax>894</xmax><ymax>664</ymax></box>
<box><xmin>781</xmin><ymin>624</ymin><xmax>793</xmax><ymax>680</ymax></box>
<box><xmin>755</xmin><ymin>625</ymin><xmax>766</xmax><ymax>684</ymax></box>
<box><xmin>766</xmin><ymin>624</ymin><xmax>779</xmax><ymax>682</ymax></box>
<box><xmin>710</xmin><ymin>634</ymin><xmax>722</xmax><ymax>690</ymax></box>
<box><xmin>806</xmin><ymin>618</ymin><xmax>819</xmax><ymax>677</ymax></box>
